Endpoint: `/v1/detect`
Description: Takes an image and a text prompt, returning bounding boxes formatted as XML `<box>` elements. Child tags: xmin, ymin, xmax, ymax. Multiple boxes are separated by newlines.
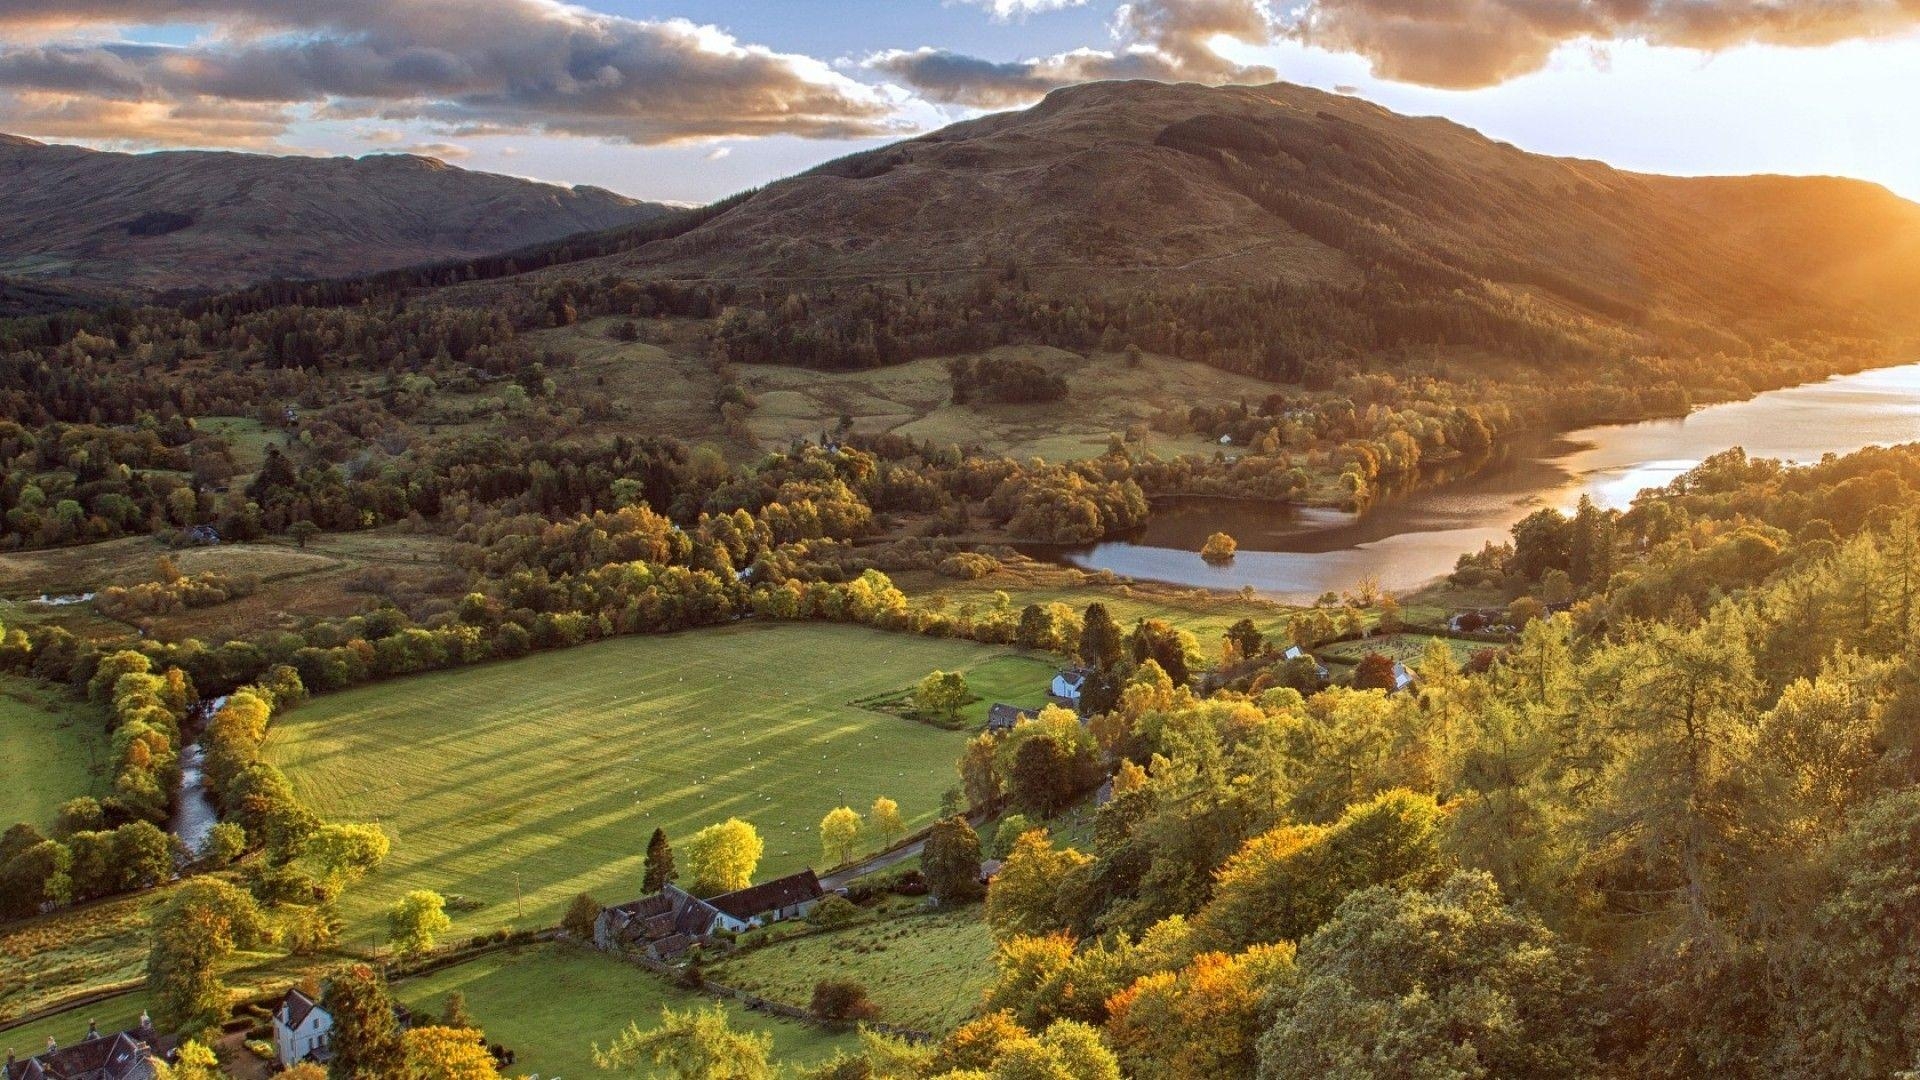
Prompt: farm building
<box><xmin>596</xmin><ymin>870</ymin><xmax>827</xmax><ymax>959</ymax></box>
<box><xmin>1049</xmin><ymin>668</ymin><xmax>1089</xmax><ymax>707</ymax></box>
<box><xmin>986</xmin><ymin>703</ymin><xmax>1031</xmax><ymax>733</ymax></box>
<box><xmin>4</xmin><ymin>1014</ymin><xmax>173</xmax><ymax>1080</ymax></box>
<box><xmin>1282</xmin><ymin>646</ymin><xmax>1330</xmax><ymax>680</ymax></box>
<box><xmin>273</xmin><ymin>988</ymin><xmax>334</xmax><ymax>1069</ymax></box>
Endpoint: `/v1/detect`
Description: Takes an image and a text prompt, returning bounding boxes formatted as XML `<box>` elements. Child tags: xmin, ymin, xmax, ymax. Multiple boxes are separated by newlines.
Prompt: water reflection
<box><xmin>1040</xmin><ymin>362</ymin><xmax>1920</xmax><ymax>601</ymax></box>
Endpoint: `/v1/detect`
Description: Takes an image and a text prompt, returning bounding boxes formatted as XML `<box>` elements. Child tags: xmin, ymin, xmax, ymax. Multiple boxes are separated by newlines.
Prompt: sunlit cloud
<box><xmin>0</xmin><ymin>0</ymin><xmax>905</xmax><ymax>146</ymax></box>
<box><xmin>955</xmin><ymin>0</ymin><xmax>1089</xmax><ymax>21</ymax></box>
<box><xmin>869</xmin><ymin>0</ymin><xmax>1277</xmax><ymax>107</ymax></box>
<box><xmin>1281</xmin><ymin>0</ymin><xmax>1920</xmax><ymax>89</ymax></box>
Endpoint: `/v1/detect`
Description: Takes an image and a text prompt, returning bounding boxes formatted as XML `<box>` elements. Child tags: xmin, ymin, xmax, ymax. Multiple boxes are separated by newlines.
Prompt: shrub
<box><xmin>811</xmin><ymin>979</ymin><xmax>879</xmax><ymax>1024</ymax></box>
<box><xmin>563</xmin><ymin>892</ymin><xmax>603</xmax><ymax>938</ymax></box>
<box><xmin>810</xmin><ymin>894</ymin><xmax>859</xmax><ymax>928</ymax></box>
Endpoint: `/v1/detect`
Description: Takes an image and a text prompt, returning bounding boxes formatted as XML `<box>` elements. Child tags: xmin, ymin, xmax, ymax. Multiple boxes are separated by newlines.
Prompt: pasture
<box><xmin>709</xmin><ymin>907</ymin><xmax>995</xmax><ymax>1035</ymax></box>
<box><xmin>0</xmin><ymin>677</ymin><xmax>105</xmax><ymax>830</ymax></box>
<box><xmin>1320</xmin><ymin>632</ymin><xmax>1477</xmax><ymax>667</ymax></box>
<box><xmin>895</xmin><ymin>558</ymin><xmax>1304</xmax><ymax>654</ymax></box>
<box><xmin>267</xmin><ymin>623</ymin><xmax>1023</xmax><ymax>939</ymax></box>
<box><xmin>397</xmin><ymin>942</ymin><xmax>853</xmax><ymax>1075</ymax></box>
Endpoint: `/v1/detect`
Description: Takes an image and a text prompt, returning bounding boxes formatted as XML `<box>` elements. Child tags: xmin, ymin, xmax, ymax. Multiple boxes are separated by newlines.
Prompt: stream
<box><xmin>169</xmin><ymin>695</ymin><xmax>225</xmax><ymax>858</ymax></box>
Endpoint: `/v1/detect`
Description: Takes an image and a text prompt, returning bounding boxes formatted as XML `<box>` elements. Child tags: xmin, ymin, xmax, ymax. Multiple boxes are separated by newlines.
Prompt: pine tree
<box><xmin>644</xmin><ymin>827</ymin><xmax>675</xmax><ymax>892</ymax></box>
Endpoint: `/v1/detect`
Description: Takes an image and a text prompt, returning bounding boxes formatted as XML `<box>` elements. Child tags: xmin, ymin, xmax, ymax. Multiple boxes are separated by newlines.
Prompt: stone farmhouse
<box><xmin>596</xmin><ymin>869</ymin><xmax>826</xmax><ymax>960</ymax></box>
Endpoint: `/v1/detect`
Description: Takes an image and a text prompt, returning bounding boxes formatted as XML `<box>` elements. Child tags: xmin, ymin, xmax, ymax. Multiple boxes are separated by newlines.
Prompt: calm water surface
<box><xmin>1044</xmin><ymin>362</ymin><xmax>1920</xmax><ymax>601</ymax></box>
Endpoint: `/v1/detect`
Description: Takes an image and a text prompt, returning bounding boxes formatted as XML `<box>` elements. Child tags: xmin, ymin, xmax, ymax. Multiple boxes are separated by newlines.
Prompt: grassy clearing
<box><xmin>710</xmin><ymin>907</ymin><xmax>995</xmax><ymax>1035</ymax></box>
<box><xmin>855</xmin><ymin>653</ymin><xmax>1057</xmax><ymax>731</ymax></box>
<box><xmin>735</xmin><ymin>345</ymin><xmax>1278</xmax><ymax>462</ymax></box>
<box><xmin>0</xmin><ymin>677</ymin><xmax>106</xmax><ymax>830</ymax></box>
<box><xmin>898</xmin><ymin>558</ymin><xmax>1302</xmax><ymax>656</ymax></box>
<box><xmin>397</xmin><ymin>942</ymin><xmax>853</xmax><ymax>1076</ymax></box>
<box><xmin>0</xmin><ymin>530</ymin><xmax>462</xmax><ymax>643</ymax></box>
<box><xmin>0</xmin><ymin>991</ymin><xmax>151</xmax><ymax>1057</ymax></box>
<box><xmin>267</xmin><ymin>623</ymin><xmax>1022</xmax><ymax>941</ymax></box>
<box><xmin>0</xmin><ymin>893</ymin><xmax>153</xmax><ymax>1023</ymax></box>
<box><xmin>951</xmin><ymin>655</ymin><xmax>1056</xmax><ymax>727</ymax></box>
<box><xmin>193</xmin><ymin>416</ymin><xmax>277</xmax><ymax>475</ymax></box>
<box><xmin>1320</xmin><ymin>633</ymin><xmax>1478</xmax><ymax>666</ymax></box>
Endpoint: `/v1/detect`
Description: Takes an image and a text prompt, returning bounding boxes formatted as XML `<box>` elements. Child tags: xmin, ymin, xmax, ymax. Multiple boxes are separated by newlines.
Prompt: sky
<box><xmin>1</xmin><ymin>0</ymin><xmax>1917</xmax><ymax>206</ymax></box>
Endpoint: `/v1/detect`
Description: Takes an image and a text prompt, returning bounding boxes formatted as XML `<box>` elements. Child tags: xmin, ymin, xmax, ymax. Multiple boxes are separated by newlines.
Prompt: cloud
<box><xmin>0</xmin><ymin>0</ymin><xmax>903</xmax><ymax>147</ymax></box>
<box><xmin>956</xmin><ymin>0</ymin><xmax>1089</xmax><ymax>21</ymax></box>
<box><xmin>1281</xmin><ymin>0</ymin><xmax>1920</xmax><ymax>89</ymax></box>
<box><xmin>705</xmin><ymin>145</ymin><xmax>732</xmax><ymax>160</ymax></box>
<box><xmin>396</xmin><ymin>141</ymin><xmax>471</xmax><ymax>160</ymax></box>
<box><xmin>869</xmin><ymin>0</ymin><xmax>1277</xmax><ymax>107</ymax></box>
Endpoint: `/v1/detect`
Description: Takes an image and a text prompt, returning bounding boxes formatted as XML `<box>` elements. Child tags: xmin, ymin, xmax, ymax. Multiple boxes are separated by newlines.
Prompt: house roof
<box><xmin>6</xmin><ymin>1028</ymin><xmax>162</xmax><ymax>1080</ymax></box>
<box><xmin>277</xmin><ymin>987</ymin><xmax>322</xmax><ymax>1030</ymax></box>
<box><xmin>986</xmin><ymin>704</ymin><xmax>1029</xmax><ymax>731</ymax></box>
<box><xmin>1052</xmin><ymin>668</ymin><xmax>1088</xmax><ymax>689</ymax></box>
<box><xmin>708</xmin><ymin>870</ymin><xmax>824</xmax><ymax>921</ymax></box>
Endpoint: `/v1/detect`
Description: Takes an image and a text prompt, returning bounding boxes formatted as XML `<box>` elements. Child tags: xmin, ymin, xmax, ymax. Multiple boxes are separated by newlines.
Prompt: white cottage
<box><xmin>273</xmin><ymin>988</ymin><xmax>333</xmax><ymax>1069</ymax></box>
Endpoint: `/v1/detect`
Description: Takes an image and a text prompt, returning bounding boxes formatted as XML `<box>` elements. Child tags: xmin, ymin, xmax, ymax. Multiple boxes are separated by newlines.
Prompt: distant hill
<box><xmin>566</xmin><ymin>80</ymin><xmax>1920</xmax><ymax>345</ymax></box>
<box><xmin>0</xmin><ymin>135</ymin><xmax>672</xmax><ymax>306</ymax></box>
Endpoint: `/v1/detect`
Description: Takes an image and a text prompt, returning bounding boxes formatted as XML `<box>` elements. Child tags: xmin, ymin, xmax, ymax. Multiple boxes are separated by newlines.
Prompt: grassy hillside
<box><xmin>267</xmin><ymin>623</ymin><xmax>1047</xmax><ymax>938</ymax></box>
<box><xmin>0</xmin><ymin>678</ymin><xmax>105</xmax><ymax>829</ymax></box>
<box><xmin>397</xmin><ymin>943</ymin><xmax>854</xmax><ymax>1075</ymax></box>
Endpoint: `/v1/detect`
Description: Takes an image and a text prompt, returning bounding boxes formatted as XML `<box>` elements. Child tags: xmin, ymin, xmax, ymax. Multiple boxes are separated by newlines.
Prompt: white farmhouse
<box><xmin>273</xmin><ymin>987</ymin><xmax>333</xmax><ymax>1069</ymax></box>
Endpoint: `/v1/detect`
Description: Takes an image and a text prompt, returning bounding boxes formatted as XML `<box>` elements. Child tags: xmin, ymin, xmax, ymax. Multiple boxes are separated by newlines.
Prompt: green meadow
<box><xmin>709</xmin><ymin>907</ymin><xmax>995</xmax><ymax>1035</ymax></box>
<box><xmin>0</xmin><ymin>677</ymin><xmax>106</xmax><ymax>830</ymax></box>
<box><xmin>266</xmin><ymin>623</ymin><xmax>1035</xmax><ymax>940</ymax></box>
<box><xmin>397</xmin><ymin>943</ymin><xmax>854</xmax><ymax>1076</ymax></box>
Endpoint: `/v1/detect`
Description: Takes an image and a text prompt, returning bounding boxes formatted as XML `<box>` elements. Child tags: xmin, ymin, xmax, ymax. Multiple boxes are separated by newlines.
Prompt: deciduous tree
<box><xmin>387</xmin><ymin>890</ymin><xmax>452</xmax><ymax>956</ymax></box>
<box><xmin>820</xmin><ymin>807</ymin><xmax>864</xmax><ymax>866</ymax></box>
<box><xmin>682</xmin><ymin>818</ymin><xmax>763</xmax><ymax>895</ymax></box>
<box><xmin>593</xmin><ymin>1005</ymin><xmax>774</xmax><ymax>1080</ymax></box>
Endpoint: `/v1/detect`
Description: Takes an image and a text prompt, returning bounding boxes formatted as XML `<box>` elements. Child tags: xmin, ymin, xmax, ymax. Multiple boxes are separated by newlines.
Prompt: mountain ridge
<box><xmin>542</xmin><ymin>80</ymin><xmax>1917</xmax><ymax>350</ymax></box>
<box><xmin>0</xmin><ymin>136</ymin><xmax>674</xmax><ymax>308</ymax></box>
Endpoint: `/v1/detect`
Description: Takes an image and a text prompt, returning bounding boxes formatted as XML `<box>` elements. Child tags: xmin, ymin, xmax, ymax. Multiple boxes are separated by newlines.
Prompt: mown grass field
<box><xmin>710</xmin><ymin>907</ymin><xmax>995</xmax><ymax>1035</ymax></box>
<box><xmin>267</xmin><ymin>623</ymin><xmax>1027</xmax><ymax>940</ymax></box>
<box><xmin>397</xmin><ymin>942</ymin><xmax>854</xmax><ymax>1076</ymax></box>
<box><xmin>0</xmin><ymin>677</ymin><xmax>105</xmax><ymax>830</ymax></box>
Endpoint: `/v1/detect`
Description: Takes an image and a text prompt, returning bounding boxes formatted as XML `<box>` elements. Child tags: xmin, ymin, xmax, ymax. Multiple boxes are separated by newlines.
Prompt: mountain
<box><xmin>0</xmin><ymin>135</ymin><xmax>672</xmax><ymax>307</ymax></box>
<box><xmin>573</xmin><ymin>80</ymin><xmax>1920</xmax><ymax>344</ymax></box>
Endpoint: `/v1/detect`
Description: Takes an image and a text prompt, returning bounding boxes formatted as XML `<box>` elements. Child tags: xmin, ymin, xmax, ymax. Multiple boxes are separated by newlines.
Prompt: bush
<box><xmin>563</xmin><ymin>892</ymin><xmax>603</xmax><ymax>938</ymax></box>
<box><xmin>810</xmin><ymin>894</ymin><xmax>859</xmax><ymax>928</ymax></box>
<box><xmin>938</xmin><ymin>553</ymin><xmax>998</xmax><ymax>580</ymax></box>
<box><xmin>810</xmin><ymin>979</ymin><xmax>879</xmax><ymax>1024</ymax></box>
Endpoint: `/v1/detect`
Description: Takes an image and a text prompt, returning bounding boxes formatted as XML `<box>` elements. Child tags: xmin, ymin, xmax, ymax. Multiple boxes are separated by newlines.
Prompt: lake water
<box><xmin>1041</xmin><ymin>362</ymin><xmax>1920</xmax><ymax>601</ymax></box>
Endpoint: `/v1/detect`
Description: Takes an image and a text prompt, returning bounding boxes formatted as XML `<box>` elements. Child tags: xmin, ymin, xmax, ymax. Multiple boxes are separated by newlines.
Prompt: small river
<box><xmin>169</xmin><ymin>696</ymin><xmax>225</xmax><ymax>858</ymax></box>
<box><xmin>1040</xmin><ymin>362</ymin><xmax>1920</xmax><ymax>601</ymax></box>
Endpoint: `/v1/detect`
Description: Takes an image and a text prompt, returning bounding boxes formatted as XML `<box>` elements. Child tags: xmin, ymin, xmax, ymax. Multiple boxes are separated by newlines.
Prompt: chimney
<box><xmin>85</xmin><ymin>1019</ymin><xmax>99</xmax><ymax>1040</ymax></box>
<box><xmin>45</xmin><ymin>1036</ymin><xmax>56</xmax><ymax>1053</ymax></box>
